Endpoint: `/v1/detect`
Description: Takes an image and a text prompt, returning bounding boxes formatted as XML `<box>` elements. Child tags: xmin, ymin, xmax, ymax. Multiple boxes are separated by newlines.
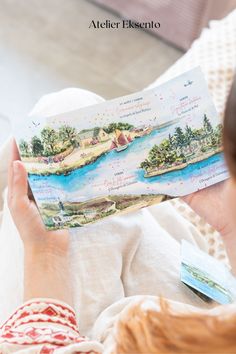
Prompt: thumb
<box><xmin>8</xmin><ymin>161</ymin><xmax>29</xmax><ymax>212</ymax></box>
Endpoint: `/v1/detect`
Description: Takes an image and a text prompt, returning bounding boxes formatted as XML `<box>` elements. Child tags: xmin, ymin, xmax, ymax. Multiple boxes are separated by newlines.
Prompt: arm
<box><xmin>7</xmin><ymin>140</ymin><xmax>71</xmax><ymax>304</ymax></box>
<box><xmin>2</xmin><ymin>140</ymin><xmax>103</xmax><ymax>353</ymax></box>
<box><xmin>219</xmin><ymin>230</ymin><xmax>236</xmax><ymax>274</ymax></box>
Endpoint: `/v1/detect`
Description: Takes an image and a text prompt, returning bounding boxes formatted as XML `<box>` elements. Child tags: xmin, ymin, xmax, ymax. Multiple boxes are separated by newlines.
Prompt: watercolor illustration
<box><xmin>181</xmin><ymin>240</ymin><xmax>236</xmax><ymax>305</ymax></box>
<box><xmin>181</xmin><ymin>262</ymin><xmax>233</xmax><ymax>304</ymax></box>
<box><xmin>15</xmin><ymin>68</ymin><xmax>228</xmax><ymax>229</ymax></box>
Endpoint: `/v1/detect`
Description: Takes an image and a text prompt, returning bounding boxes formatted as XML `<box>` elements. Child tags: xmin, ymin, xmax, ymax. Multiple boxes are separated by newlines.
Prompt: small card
<box><xmin>181</xmin><ymin>240</ymin><xmax>236</xmax><ymax>304</ymax></box>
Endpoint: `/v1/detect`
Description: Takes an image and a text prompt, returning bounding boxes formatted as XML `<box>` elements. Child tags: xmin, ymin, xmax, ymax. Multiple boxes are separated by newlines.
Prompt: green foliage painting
<box><xmin>19</xmin><ymin>122</ymin><xmax>134</xmax><ymax>158</ymax></box>
<box><xmin>140</xmin><ymin>116</ymin><xmax>223</xmax><ymax>173</ymax></box>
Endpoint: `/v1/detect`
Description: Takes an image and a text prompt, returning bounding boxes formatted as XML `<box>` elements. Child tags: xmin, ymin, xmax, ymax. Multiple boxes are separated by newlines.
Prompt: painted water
<box><xmin>181</xmin><ymin>266</ymin><xmax>232</xmax><ymax>305</ymax></box>
<box><xmin>29</xmin><ymin>126</ymin><xmax>227</xmax><ymax>200</ymax></box>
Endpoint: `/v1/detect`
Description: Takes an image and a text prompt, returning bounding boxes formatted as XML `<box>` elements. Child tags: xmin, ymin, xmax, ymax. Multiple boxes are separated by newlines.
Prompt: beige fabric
<box><xmin>147</xmin><ymin>11</ymin><xmax>236</xmax><ymax>120</ymax></box>
<box><xmin>92</xmin><ymin>0</ymin><xmax>236</xmax><ymax>49</ymax></box>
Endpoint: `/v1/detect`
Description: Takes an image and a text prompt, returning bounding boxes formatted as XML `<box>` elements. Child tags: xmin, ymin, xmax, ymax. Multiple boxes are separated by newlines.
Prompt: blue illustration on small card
<box><xmin>181</xmin><ymin>240</ymin><xmax>236</xmax><ymax>304</ymax></box>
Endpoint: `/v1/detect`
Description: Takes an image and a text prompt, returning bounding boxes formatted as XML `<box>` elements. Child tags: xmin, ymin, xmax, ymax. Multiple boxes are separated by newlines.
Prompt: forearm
<box><xmin>24</xmin><ymin>245</ymin><xmax>72</xmax><ymax>305</ymax></box>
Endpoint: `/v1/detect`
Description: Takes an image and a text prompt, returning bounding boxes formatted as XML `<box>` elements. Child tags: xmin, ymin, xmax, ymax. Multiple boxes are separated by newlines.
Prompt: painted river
<box><xmin>29</xmin><ymin>126</ymin><xmax>228</xmax><ymax>200</ymax></box>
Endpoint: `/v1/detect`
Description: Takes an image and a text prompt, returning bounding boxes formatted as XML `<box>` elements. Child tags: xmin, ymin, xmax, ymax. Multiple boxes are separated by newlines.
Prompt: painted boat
<box><xmin>115</xmin><ymin>129</ymin><xmax>129</xmax><ymax>152</ymax></box>
<box><xmin>115</xmin><ymin>144</ymin><xmax>128</xmax><ymax>152</ymax></box>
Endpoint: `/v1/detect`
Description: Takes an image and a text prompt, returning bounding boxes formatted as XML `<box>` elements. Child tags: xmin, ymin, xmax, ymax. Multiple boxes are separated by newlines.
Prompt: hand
<box><xmin>8</xmin><ymin>139</ymin><xmax>72</xmax><ymax>303</ymax></box>
<box><xmin>8</xmin><ymin>139</ymin><xmax>69</xmax><ymax>255</ymax></box>
<box><xmin>183</xmin><ymin>181</ymin><xmax>236</xmax><ymax>274</ymax></box>
<box><xmin>182</xmin><ymin>181</ymin><xmax>232</xmax><ymax>237</ymax></box>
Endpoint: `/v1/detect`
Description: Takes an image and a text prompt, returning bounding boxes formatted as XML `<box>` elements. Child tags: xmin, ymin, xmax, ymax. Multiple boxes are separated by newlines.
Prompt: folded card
<box><xmin>181</xmin><ymin>240</ymin><xmax>236</xmax><ymax>305</ymax></box>
<box><xmin>13</xmin><ymin>67</ymin><xmax>229</xmax><ymax>229</ymax></box>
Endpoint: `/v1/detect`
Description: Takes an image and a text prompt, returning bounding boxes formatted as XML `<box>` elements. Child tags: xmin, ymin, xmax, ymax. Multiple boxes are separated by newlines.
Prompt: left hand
<box><xmin>8</xmin><ymin>139</ymin><xmax>69</xmax><ymax>255</ymax></box>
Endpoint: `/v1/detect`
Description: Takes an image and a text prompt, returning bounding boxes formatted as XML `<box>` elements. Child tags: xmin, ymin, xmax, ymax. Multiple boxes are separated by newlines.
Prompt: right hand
<box><xmin>182</xmin><ymin>181</ymin><xmax>233</xmax><ymax>238</ymax></box>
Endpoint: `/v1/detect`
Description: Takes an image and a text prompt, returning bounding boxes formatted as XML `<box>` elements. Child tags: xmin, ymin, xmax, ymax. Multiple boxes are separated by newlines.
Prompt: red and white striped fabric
<box><xmin>0</xmin><ymin>299</ymin><xmax>102</xmax><ymax>353</ymax></box>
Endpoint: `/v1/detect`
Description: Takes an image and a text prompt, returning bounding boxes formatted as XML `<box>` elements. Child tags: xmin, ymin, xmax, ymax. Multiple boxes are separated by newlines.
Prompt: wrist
<box><xmin>24</xmin><ymin>243</ymin><xmax>68</xmax><ymax>266</ymax></box>
<box><xmin>23</xmin><ymin>230</ymin><xmax>69</xmax><ymax>258</ymax></box>
<box><xmin>24</xmin><ymin>242</ymin><xmax>71</xmax><ymax>304</ymax></box>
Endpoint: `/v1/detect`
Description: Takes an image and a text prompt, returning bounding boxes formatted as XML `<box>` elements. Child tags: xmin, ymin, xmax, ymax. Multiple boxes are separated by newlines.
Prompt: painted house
<box><xmin>77</xmin><ymin>128</ymin><xmax>109</xmax><ymax>148</ymax></box>
<box><xmin>130</xmin><ymin>125</ymin><xmax>152</xmax><ymax>138</ymax></box>
<box><xmin>52</xmin><ymin>214</ymin><xmax>71</xmax><ymax>227</ymax></box>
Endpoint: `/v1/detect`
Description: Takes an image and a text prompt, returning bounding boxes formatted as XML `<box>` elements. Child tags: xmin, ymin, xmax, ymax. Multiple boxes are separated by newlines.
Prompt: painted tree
<box><xmin>148</xmin><ymin>144</ymin><xmax>161</xmax><ymax>166</ymax></box>
<box><xmin>140</xmin><ymin>118</ymin><xmax>219</xmax><ymax>173</ymax></box>
<box><xmin>203</xmin><ymin>114</ymin><xmax>213</xmax><ymax>134</ymax></box>
<box><xmin>160</xmin><ymin>139</ymin><xmax>180</xmax><ymax>165</ymax></box>
<box><xmin>184</xmin><ymin>125</ymin><xmax>194</xmax><ymax>153</ymax></box>
<box><xmin>19</xmin><ymin>139</ymin><xmax>30</xmax><ymax>156</ymax></box>
<box><xmin>117</xmin><ymin>122</ymin><xmax>133</xmax><ymax>131</ymax></box>
<box><xmin>174</xmin><ymin>127</ymin><xmax>186</xmax><ymax>152</ymax></box>
<box><xmin>140</xmin><ymin>159</ymin><xmax>151</xmax><ymax>170</ymax></box>
<box><xmin>149</xmin><ymin>142</ymin><xmax>167</xmax><ymax>167</ymax></box>
<box><xmin>192</xmin><ymin>128</ymin><xmax>203</xmax><ymax>140</ymax></box>
<box><xmin>168</xmin><ymin>133</ymin><xmax>175</xmax><ymax>148</ymax></box>
<box><xmin>210</xmin><ymin>134</ymin><xmax>218</xmax><ymax>147</ymax></box>
<box><xmin>103</xmin><ymin>123</ymin><xmax>117</xmax><ymax>134</ymax></box>
<box><xmin>93</xmin><ymin>127</ymin><xmax>101</xmax><ymax>137</ymax></box>
<box><xmin>144</xmin><ymin>137</ymin><xmax>181</xmax><ymax>170</ymax></box>
<box><xmin>31</xmin><ymin>136</ymin><xmax>44</xmax><ymax>156</ymax></box>
<box><xmin>185</xmin><ymin>125</ymin><xmax>193</xmax><ymax>143</ymax></box>
<box><xmin>41</xmin><ymin>127</ymin><xmax>58</xmax><ymax>155</ymax></box>
<box><xmin>103</xmin><ymin>122</ymin><xmax>133</xmax><ymax>133</ymax></box>
<box><xmin>59</xmin><ymin>125</ymin><xmax>77</xmax><ymax>147</ymax></box>
<box><xmin>214</xmin><ymin>123</ymin><xmax>223</xmax><ymax>146</ymax></box>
